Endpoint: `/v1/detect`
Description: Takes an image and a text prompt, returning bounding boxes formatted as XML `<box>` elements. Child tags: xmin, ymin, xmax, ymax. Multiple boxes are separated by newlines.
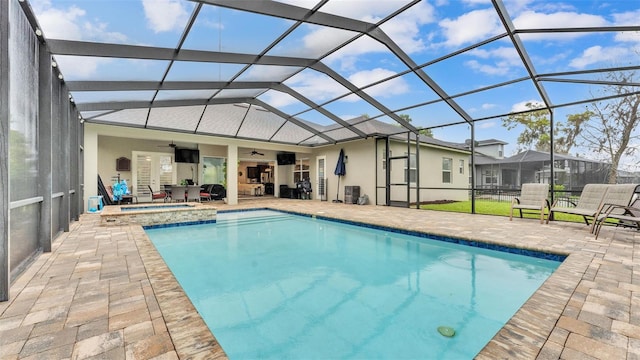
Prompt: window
<box><xmin>404</xmin><ymin>152</ymin><xmax>417</xmax><ymax>184</ymax></box>
<box><xmin>293</xmin><ymin>158</ymin><xmax>310</xmax><ymax>183</ymax></box>
<box><xmin>483</xmin><ymin>169</ymin><xmax>498</xmax><ymax>184</ymax></box>
<box><xmin>202</xmin><ymin>157</ymin><xmax>225</xmax><ymax>185</ymax></box>
<box><xmin>459</xmin><ymin>159</ymin><xmax>464</xmax><ymax>174</ymax></box>
<box><xmin>442</xmin><ymin>157</ymin><xmax>452</xmax><ymax>183</ymax></box>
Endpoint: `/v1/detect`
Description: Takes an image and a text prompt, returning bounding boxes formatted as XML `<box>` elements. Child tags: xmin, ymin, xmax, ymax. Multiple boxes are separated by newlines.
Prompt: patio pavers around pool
<box><xmin>1</xmin><ymin>200</ymin><xmax>639</xmax><ymax>359</ymax></box>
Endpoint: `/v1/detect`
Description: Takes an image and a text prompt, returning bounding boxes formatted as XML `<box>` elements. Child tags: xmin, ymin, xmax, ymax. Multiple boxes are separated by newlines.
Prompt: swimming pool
<box><xmin>146</xmin><ymin>209</ymin><xmax>561</xmax><ymax>359</ymax></box>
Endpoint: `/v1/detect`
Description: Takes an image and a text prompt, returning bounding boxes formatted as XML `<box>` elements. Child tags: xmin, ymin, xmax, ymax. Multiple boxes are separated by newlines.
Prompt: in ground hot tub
<box><xmin>100</xmin><ymin>202</ymin><xmax>217</xmax><ymax>227</ymax></box>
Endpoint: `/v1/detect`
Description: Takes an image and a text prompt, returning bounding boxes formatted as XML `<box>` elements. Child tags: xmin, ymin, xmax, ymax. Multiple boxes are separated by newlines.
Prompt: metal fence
<box><xmin>471</xmin><ymin>187</ymin><xmax>583</xmax><ymax>207</ymax></box>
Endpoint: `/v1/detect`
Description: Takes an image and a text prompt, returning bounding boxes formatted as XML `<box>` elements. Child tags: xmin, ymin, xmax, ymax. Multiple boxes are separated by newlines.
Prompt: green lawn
<box><xmin>419</xmin><ymin>199</ymin><xmax>586</xmax><ymax>223</ymax></box>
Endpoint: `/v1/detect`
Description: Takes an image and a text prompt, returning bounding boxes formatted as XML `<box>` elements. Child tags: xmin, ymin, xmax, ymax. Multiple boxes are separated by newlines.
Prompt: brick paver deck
<box><xmin>1</xmin><ymin>199</ymin><xmax>639</xmax><ymax>359</ymax></box>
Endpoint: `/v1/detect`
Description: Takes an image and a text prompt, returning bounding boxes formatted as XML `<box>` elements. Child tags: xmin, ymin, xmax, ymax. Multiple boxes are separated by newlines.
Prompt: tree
<box><xmin>578</xmin><ymin>71</ymin><xmax>640</xmax><ymax>183</ymax></box>
<box><xmin>398</xmin><ymin>114</ymin><xmax>433</xmax><ymax>137</ymax></box>
<box><xmin>501</xmin><ymin>103</ymin><xmax>592</xmax><ymax>154</ymax></box>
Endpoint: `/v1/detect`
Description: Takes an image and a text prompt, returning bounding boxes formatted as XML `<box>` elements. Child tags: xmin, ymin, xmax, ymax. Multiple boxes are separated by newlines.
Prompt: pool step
<box><xmin>215</xmin><ymin>214</ymin><xmax>296</xmax><ymax>227</ymax></box>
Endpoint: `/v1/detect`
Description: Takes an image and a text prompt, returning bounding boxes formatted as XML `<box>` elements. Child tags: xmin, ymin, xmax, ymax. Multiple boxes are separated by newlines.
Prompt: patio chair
<box><xmin>148</xmin><ymin>185</ymin><xmax>167</xmax><ymax>202</ymax></box>
<box><xmin>186</xmin><ymin>185</ymin><xmax>200</xmax><ymax>202</ymax></box>
<box><xmin>590</xmin><ymin>184</ymin><xmax>639</xmax><ymax>234</ymax></box>
<box><xmin>509</xmin><ymin>183</ymin><xmax>550</xmax><ymax>224</ymax></box>
<box><xmin>199</xmin><ymin>184</ymin><xmax>212</xmax><ymax>202</ymax></box>
<box><xmin>549</xmin><ymin>184</ymin><xmax>611</xmax><ymax>225</ymax></box>
<box><xmin>210</xmin><ymin>184</ymin><xmax>226</xmax><ymax>200</ymax></box>
<box><xmin>593</xmin><ymin>197</ymin><xmax>640</xmax><ymax>239</ymax></box>
<box><xmin>170</xmin><ymin>185</ymin><xmax>187</xmax><ymax>202</ymax></box>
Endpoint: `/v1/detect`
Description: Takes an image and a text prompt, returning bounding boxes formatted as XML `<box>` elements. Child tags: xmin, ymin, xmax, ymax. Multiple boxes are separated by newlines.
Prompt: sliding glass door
<box><xmin>202</xmin><ymin>156</ymin><xmax>226</xmax><ymax>186</ymax></box>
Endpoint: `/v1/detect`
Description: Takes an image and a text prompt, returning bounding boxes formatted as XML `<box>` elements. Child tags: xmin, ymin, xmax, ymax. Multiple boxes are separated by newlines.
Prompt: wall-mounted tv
<box><xmin>175</xmin><ymin>148</ymin><xmax>200</xmax><ymax>163</ymax></box>
<box><xmin>277</xmin><ymin>152</ymin><xmax>296</xmax><ymax>165</ymax></box>
<box><xmin>246</xmin><ymin>166</ymin><xmax>260</xmax><ymax>179</ymax></box>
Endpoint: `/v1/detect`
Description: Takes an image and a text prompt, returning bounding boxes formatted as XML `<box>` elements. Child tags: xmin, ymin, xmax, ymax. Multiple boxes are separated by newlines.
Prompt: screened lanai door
<box><xmin>376</xmin><ymin>137</ymin><xmax>411</xmax><ymax>207</ymax></box>
<box><xmin>132</xmin><ymin>151</ymin><xmax>176</xmax><ymax>201</ymax></box>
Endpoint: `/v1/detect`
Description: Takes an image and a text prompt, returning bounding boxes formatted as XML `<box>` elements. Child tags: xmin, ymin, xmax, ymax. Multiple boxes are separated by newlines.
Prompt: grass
<box><xmin>420</xmin><ymin>199</ymin><xmax>587</xmax><ymax>223</ymax></box>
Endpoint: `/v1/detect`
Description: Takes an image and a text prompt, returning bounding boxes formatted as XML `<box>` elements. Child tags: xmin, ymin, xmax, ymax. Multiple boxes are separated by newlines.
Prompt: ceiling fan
<box><xmin>158</xmin><ymin>140</ymin><xmax>178</xmax><ymax>148</ymax></box>
<box><xmin>245</xmin><ymin>149</ymin><xmax>264</xmax><ymax>156</ymax></box>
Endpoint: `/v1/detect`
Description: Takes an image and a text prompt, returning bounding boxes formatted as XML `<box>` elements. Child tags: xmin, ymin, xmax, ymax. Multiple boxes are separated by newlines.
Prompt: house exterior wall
<box><xmin>475</xmin><ymin>143</ymin><xmax>504</xmax><ymax>158</ymax></box>
<box><xmin>310</xmin><ymin>140</ymin><xmax>376</xmax><ymax>204</ymax></box>
<box><xmin>377</xmin><ymin>141</ymin><xmax>470</xmax><ymax>204</ymax></box>
<box><xmin>89</xmin><ymin>127</ymin><xmax>470</xmax><ymax>206</ymax></box>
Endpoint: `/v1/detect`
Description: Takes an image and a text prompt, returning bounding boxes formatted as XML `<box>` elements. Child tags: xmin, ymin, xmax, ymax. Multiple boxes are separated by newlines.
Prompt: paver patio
<box><xmin>1</xmin><ymin>199</ymin><xmax>639</xmax><ymax>359</ymax></box>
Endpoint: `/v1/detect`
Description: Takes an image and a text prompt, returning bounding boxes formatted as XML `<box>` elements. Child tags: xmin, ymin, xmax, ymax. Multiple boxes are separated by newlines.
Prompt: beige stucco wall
<box><xmin>379</xmin><ymin>141</ymin><xmax>470</xmax><ymax>204</ymax></box>
<box><xmin>309</xmin><ymin>139</ymin><xmax>377</xmax><ymax>203</ymax></box>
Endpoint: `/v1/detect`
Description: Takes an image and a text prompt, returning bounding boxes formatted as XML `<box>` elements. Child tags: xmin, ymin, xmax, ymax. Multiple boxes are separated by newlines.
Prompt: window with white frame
<box><xmin>293</xmin><ymin>158</ymin><xmax>310</xmax><ymax>183</ymax></box>
<box><xmin>442</xmin><ymin>157</ymin><xmax>452</xmax><ymax>183</ymax></box>
<box><xmin>484</xmin><ymin>169</ymin><xmax>498</xmax><ymax>184</ymax></box>
<box><xmin>459</xmin><ymin>159</ymin><xmax>464</xmax><ymax>174</ymax></box>
<box><xmin>404</xmin><ymin>152</ymin><xmax>417</xmax><ymax>184</ymax></box>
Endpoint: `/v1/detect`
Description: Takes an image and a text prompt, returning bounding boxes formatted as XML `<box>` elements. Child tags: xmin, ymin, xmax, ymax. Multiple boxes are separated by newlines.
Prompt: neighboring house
<box><xmin>465</xmin><ymin>139</ymin><xmax>507</xmax><ymax>159</ymax></box>
<box><xmin>618</xmin><ymin>170</ymin><xmax>640</xmax><ymax>184</ymax></box>
<box><xmin>472</xmin><ymin>147</ymin><xmax>611</xmax><ymax>190</ymax></box>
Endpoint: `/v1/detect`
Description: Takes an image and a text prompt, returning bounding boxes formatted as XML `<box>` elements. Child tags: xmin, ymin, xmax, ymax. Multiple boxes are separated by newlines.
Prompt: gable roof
<box><xmin>475</xmin><ymin>149</ymin><xmax>610</xmax><ymax>165</ymax></box>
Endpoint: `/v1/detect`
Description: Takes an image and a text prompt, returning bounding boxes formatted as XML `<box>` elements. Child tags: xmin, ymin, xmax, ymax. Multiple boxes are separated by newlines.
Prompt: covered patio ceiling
<box><xmin>24</xmin><ymin>0</ymin><xmax>640</xmax><ymax>147</ymax></box>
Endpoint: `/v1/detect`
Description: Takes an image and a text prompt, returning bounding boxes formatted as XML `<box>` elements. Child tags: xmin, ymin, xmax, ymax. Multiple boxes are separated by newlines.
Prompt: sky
<box><xmin>30</xmin><ymin>0</ymin><xmax>640</xmax><ymax>169</ymax></box>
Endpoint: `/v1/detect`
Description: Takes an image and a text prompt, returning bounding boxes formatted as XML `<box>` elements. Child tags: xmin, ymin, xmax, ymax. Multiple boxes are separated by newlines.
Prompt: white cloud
<box><xmin>569</xmin><ymin>45</ymin><xmax>634</xmax><ymax>69</ymax></box>
<box><xmin>513</xmin><ymin>11</ymin><xmax>608</xmax><ymax>41</ymax></box>
<box><xmin>612</xmin><ymin>9</ymin><xmax>640</xmax><ymax>26</ymax></box>
<box><xmin>612</xmin><ymin>10</ymin><xmax>640</xmax><ymax>43</ymax></box>
<box><xmin>30</xmin><ymin>1</ymin><xmax>125</xmax><ymax>79</ymax></box>
<box><xmin>287</xmin><ymin>71</ymin><xmax>351</xmax><ymax>103</ymax></box>
<box><xmin>482</xmin><ymin>103</ymin><xmax>497</xmax><ymax>110</ymax></box>
<box><xmin>54</xmin><ymin>56</ymin><xmax>103</xmax><ymax>79</ymax></box>
<box><xmin>464</xmin><ymin>46</ymin><xmax>521</xmax><ymax>76</ymax></box>
<box><xmin>478</xmin><ymin>120</ymin><xmax>496</xmax><ymax>129</ymax></box>
<box><xmin>318</xmin><ymin>1</ymin><xmax>436</xmax><ymax>70</ymax></box>
<box><xmin>285</xmin><ymin>67</ymin><xmax>408</xmax><ymax>105</ymax></box>
<box><xmin>32</xmin><ymin>0</ymin><xmax>126</xmax><ymax>42</ymax></box>
<box><xmin>463</xmin><ymin>0</ymin><xmax>492</xmax><ymax>5</ymax></box>
<box><xmin>142</xmin><ymin>0</ymin><xmax>188</xmax><ymax>33</ymax></box>
<box><xmin>465</xmin><ymin>60</ymin><xmax>511</xmax><ymax>76</ymax></box>
<box><xmin>31</xmin><ymin>3</ymin><xmax>85</xmax><ymax>40</ymax></box>
<box><xmin>306</xmin><ymin>28</ymin><xmax>377</xmax><ymax>60</ymax></box>
<box><xmin>439</xmin><ymin>9</ymin><xmax>503</xmax><ymax>47</ymax></box>
<box><xmin>259</xmin><ymin>90</ymin><xmax>298</xmax><ymax>108</ymax></box>
<box><xmin>379</xmin><ymin>1</ymin><xmax>436</xmax><ymax>53</ymax></box>
<box><xmin>348</xmin><ymin>68</ymin><xmax>409</xmax><ymax>98</ymax></box>
<box><xmin>510</xmin><ymin>100</ymin><xmax>544</xmax><ymax>112</ymax></box>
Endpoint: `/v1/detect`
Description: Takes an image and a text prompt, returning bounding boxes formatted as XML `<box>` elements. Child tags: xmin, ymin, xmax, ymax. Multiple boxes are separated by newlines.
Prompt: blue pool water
<box><xmin>146</xmin><ymin>210</ymin><xmax>561</xmax><ymax>359</ymax></box>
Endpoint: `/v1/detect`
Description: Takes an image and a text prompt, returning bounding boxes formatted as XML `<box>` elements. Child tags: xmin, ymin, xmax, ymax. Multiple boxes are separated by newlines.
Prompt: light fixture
<box><xmin>58</xmin><ymin>73</ymin><xmax>63</xmax><ymax>80</ymax></box>
<box><xmin>80</xmin><ymin>118</ymin><xmax>85</xmax><ymax>124</ymax></box>
<box><xmin>51</xmin><ymin>61</ymin><xmax>57</xmax><ymax>68</ymax></box>
<box><xmin>35</xmin><ymin>28</ymin><xmax>42</xmax><ymax>37</ymax></box>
